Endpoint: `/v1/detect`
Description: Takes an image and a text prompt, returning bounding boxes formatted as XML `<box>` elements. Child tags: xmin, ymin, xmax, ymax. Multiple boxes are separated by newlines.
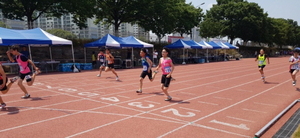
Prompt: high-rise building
<box><xmin>1</xmin><ymin>9</ymin><xmax>148</xmax><ymax>40</ymax></box>
<box><xmin>0</xmin><ymin>9</ymin><xmax>25</xmax><ymax>30</ymax></box>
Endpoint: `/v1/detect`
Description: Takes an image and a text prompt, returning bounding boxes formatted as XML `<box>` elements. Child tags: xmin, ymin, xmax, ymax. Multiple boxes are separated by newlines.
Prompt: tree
<box><xmin>0</xmin><ymin>0</ymin><xmax>95</xmax><ymax>29</ymax></box>
<box><xmin>94</xmin><ymin>0</ymin><xmax>137</xmax><ymax>36</ymax></box>
<box><xmin>201</xmin><ymin>0</ymin><xmax>267</xmax><ymax>44</ymax></box>
<box><xmin>46</xmin><ymin>29</ymin><xmax>77</xmax><ymax>39</ymax></box>
<box><xmin>0</xmin><ymin>21</ymin><xmax>9</xmax><ymax>28</ymax></box>
<box><xmin>270</xmin><ymin>18</ymin><xmax>290</xmax><ymax>48</ymax></box>
<box><xmin>286</xmin><ymin>19</ymin><xmax>300</xmax><ymax>47</ymax></box>
<box><xmin>173</xmin><ymin>2</ymin><xmax>203</xmax><ymax>37</ymax></box>
<box><xmin>199</xmin><ymin>18</ymin><xmax>224</xmax><ymax>39</ymax></box>
<box><xmin>136</xmin><ymin>0</ymin><xmax>184</xmax><ymax>43</ymax></box>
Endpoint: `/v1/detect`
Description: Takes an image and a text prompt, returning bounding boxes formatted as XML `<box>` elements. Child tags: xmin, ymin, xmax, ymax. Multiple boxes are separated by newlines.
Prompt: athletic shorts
<box><xmin>161</xmin><ymin>74</ymin><xmax>172</xmax><ymax>88</ymax></box>
<box><xmin>19</xmin><ymin>72</ymin><xmax>32</xmax><ymax>82</ymax></box>
<box><xmin>289</xmin><ymin>69</ymin><xmax>299</xmax><ymax>74</ymax></box>
<box><xmin>258</xmin><ymin>65</ymin><xmax>266</xmax><ymax>69</ymax></box>
<box><xmin>99</xmin><ymin>62</ymin><xmax>105</xmax><ymax>67</ymax></box>
<box><xmin>107</xmin><ymin>64</ymin><xmax>114</xmax><ymax>69</ymax></box>
<box><xmin>0</xmin><ymin>77</ymin><xmax>8</xmax><ymax>91</ymax></box>
<box><xmin>140</xmin><ymin>70</ymin><xmax>152</xmax><ymax>79</ymax></box>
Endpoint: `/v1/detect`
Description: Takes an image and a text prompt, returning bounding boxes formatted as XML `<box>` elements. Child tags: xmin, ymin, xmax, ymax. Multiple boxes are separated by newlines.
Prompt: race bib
<box><xmin>25</xmin><ymin>75</ymin><xmax>31</xmax><ymax>79</ymax></box>
<box><xmin>259</xmin><ymin>61</ymin><xmax>264</xmax><ymax>65</ymax></box>
<box><xmin>19</xmin><ymin>66</ymin><xmax>24</xmax><ymax>72</ymax></box>
<box><xmin>143</xmin><ymin>65</ymin><xmax>148</xmax><ymax>71</ymax></box>
<box><xmin>164</xmin><ymin>66</ymin><xmax>171</xmax><ymax>73</ymax></box>
<box><xmin>100</xmin><ymin>59</ymin><xmax>104</xmax><ymax>62</ymax></box>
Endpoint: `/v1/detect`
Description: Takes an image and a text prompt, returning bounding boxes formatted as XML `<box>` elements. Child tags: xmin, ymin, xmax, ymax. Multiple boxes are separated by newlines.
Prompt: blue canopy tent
<box><xmin>164</xmin><ymin>39</ymin><xmax>191</xmax><ymax>64</ymax></box>
<box><xmin>0</xmin><ymin>27</ymin><xmax>74</xmax><ymax>62</ymax></box>
<box><xmin>165</xmin><ymin>39</ymin><xmax>210</xmax><ymax>64</ymax></box>
<box><xmin>84</xmin><ymin>34</ymin><xmax>153</xmax><ymax>66</ymax></box>
<box><xmin>84</xmin><ymin>34</ymin><xmax>122</xmax><ymax>48</ymax></box>
<box><xmin>199</xmin><ymin>41</ymin><xmax>215</xmax><ymax>63</ymax></box>
<box><xmin>222</xmin><ymin>42</ymin><xmax>239</xmax><ymax>49</ymax></box>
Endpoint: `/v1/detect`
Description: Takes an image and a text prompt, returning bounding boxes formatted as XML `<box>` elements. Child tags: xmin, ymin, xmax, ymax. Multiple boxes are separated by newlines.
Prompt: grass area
<box><xmin>292</xmin><ymin>125</ymin><xmax>300</xmax><ymax>138</ymax></box>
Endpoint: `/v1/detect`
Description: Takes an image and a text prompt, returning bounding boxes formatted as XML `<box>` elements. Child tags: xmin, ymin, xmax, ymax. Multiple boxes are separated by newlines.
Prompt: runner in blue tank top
<box><xmin>136</xmin><ymin>48</ymin><xmax>158</xmax><ymax>93</ymax></box>
<box><xmin>97</xmin><ymin>50</ymin><xmax>106</xmax><ymax>77</ymax></box>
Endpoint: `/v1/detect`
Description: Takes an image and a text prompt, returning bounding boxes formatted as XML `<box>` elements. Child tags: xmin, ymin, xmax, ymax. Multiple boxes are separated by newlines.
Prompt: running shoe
<box><xmin>10</xmin><ymin>76</ymin><xmax>19</xmax><ymax>83</ymax></box>
<box><xmin>116</xmin><ymin>76</ymin><xmax>119</xmax><ymax>81</ymax></box>
<box><xmin>154</xmin><ymin>70</ymin><xmax>159</xmax><ymax>74</ymax></box>
<box><xmin>21</xmin><ymin>94</ymin><xmax>31</xmax><ymax>99</ymax></box>
<box><xmin>97</xmin><ymin>74</ymin><xmax>101</xmax><ymax>77</ymax></box>
<box><xmin>136</xmin><ymin>90</ymin><xmax>142</xmax><ymax>93</ymax></box>
<box><xmin>293</xmin><ymin>80</ymin><xmax>297</xmax><ymax>86</ymax></box>
<box><xmin>261</xmin><ymin>76</ymin><xmax>265</xmax><ymax>82</ymax></box>
<box><xmin>34</xmin><ymin>70</ymin><xmax>41</xmax><ymax>75</ymax></box>
<box><xmin>1</xmin><ymin>103</ymin><xmax>6</xmax><ymax>108</ymax></box>
<box><xmin>171</xmin><ymin>78</ymin><xmax>176</xmax><ymax>81</ymax></box>
<box><xmin>165</xmin><ymin>96</ymin><xmax>172</xmax><ymax>101</ymax></box>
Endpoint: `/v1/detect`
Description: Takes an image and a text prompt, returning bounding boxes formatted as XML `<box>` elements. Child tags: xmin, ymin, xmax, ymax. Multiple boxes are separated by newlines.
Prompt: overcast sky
<box><xmin>186</xmin><ymin>0</ymin><xmax>300</xmax><ymax>23</ymax></box>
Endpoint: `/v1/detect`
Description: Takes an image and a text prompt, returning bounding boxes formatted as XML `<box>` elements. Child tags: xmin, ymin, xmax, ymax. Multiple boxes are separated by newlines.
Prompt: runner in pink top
<box><xmin>154</xmin><ymin>48</ymin><xmax>174</xmax><ymax>101</ymax></box>
<box><xmin>6</xmin><ymin>45</ymin><xmax>41</xmax><ymax>99</ymax></box>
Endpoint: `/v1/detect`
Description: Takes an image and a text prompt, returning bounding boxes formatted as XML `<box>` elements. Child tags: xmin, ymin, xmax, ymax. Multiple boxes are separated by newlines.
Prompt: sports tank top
<box><xmin>141</xmin><ymin>56</ymin><xmax>150</xmax><ymax>71</ymax></box>
<box><xmin>160</xmin><ymin>58</ymin><xmax>172</xmax><ymax>75</ymax></box>
<box><xmin>16</xmin><ymin>55</ymin><xmax>30</xmax><ymax>74</ymax></box>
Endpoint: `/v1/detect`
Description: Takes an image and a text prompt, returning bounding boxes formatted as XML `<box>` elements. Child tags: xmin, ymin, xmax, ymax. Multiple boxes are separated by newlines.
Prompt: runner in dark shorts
<box><xmin>136</xmin><ymin>48</ymin><xmax>157</xmax><ymax>93</ymax></box>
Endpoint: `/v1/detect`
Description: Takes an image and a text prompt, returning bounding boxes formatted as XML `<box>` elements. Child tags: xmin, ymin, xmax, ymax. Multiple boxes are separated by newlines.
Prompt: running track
<box><xmin>0</xmin><ymin>57</ymin><xmax>299</xmax><ymax>138</ymax></box>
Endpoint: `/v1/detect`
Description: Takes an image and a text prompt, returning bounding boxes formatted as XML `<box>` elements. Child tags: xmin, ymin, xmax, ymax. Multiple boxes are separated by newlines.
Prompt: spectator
<box><xmin>153</xmin><ymin>49</ymin><xmax>158</xmax><ymax>66</ymax></box>
<box><xmin>92</xmin><ymin>51</ymin><xmax>96</xmax><ymax>68</ymax></box>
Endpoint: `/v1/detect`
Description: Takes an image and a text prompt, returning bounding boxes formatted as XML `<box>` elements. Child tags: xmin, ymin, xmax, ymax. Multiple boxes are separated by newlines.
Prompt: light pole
<box><xmin>191</xmin><ymin>2</ymin><xmax>205</xmax><ymax>41</ymax></box>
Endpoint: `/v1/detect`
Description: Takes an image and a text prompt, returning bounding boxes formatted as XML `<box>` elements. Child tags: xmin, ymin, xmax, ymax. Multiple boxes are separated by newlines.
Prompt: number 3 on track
<box><xmin>161</xmin><ymin>108</ymin><xmax>195</xmax><ymax>117</ymax></box>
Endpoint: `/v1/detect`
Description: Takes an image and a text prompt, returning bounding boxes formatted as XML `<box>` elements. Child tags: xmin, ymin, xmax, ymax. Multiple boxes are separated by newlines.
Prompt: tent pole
<box><xmin>224</xmin><ymin>49</ymin><xmax>227</xmax><ymax>61</ymax></box>
<box><xmin>131</xmin><ymin>47</ymin><xmax>134</xmax><ymax>68</ymax></box>
<box><xmin>71</xmin><ymin>44</ymin><xmax>75</xmax><ymax>63</ymax></box>
<box><xmin>182</xmin><ymin>48</ymin><xmax>186</xmax><ymax>64</ymax></box>
<box><xmin>49</xmin><ymin>47</ymin><xmax>53</xmax><ymax>61</ymax></box>
<box><xmin>206</xmin><ymin>49</ymin><xmax>209</xmax><ymax>63</ymax></box>
<box><xmin>84</xmin><ymin>47</ymin><xmax>86</xmax><ymax>63</ymax></box>
<box><xmin>28</xmin><ymin>45</ymin><xmax>34</xmax><ymax>71</ymax></box>
<box><xmin>28</xmin><ymin>45</ymin><xmax>33</xmax><ymax>61</ymax></box>
<box><xmin>152</xmin><ymin>47</ymin><xmax>154</xmax><ymax>66</ymax></box>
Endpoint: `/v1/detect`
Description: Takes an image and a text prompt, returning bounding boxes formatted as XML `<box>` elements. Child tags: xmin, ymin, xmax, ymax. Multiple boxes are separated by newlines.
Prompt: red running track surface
<box><xmin>0</xmin><ymin>57</ymin><xmax>299</xmax><ymax>138</ymax></box>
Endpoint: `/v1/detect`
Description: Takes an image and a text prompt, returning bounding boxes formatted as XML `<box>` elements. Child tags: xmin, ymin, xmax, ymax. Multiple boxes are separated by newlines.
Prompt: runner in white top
<box><xmin>289</xmin><ymin>48</ymin><xmax>300</xmax><ymax>86</ymax></box>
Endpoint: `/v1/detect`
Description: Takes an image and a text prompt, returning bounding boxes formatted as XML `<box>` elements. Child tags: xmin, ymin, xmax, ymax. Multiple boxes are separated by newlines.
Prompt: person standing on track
<box><xmin>6</xmin><ymin>45</ymin><xmax>41</xmax><ymax>99</ymax></box>
<box><xmin>289</xmin><ymin>48</ymin><xmax>300</xmax><ymax>86</ymax></box>
<box><xmin>154</xmin><ymin>48</ymin><xmax>174</xmax><ymax>101</ymax></box>
<box><xmin>104</xmin><ymin>48</ymin><xmax>119</xmax><ymax>81</ymax></box>
<box><xmin>255</xmin><ymin>49</ymin><xmax>270</xmax><ymax>82</ymax></box>
<box><xmin>136</xmin><ymin>48</ymin><xmax>158</xmax><ymax>93</ymax></box>
<box><xmin>97</xmin><ymin>50</ymin><xmax>106</xmax><ymax>77</ymax></box>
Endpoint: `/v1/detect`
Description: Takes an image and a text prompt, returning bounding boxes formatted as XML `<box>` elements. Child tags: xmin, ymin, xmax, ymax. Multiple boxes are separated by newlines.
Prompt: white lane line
<box><xmin>242</xmin><ymin>108</ymin><xmax>267</xmax><ymax>114</ymax></box>
<box><xmin>253</xmin><ymin>102</ymin><xmax>277</xmax><ymax>107</ymax></box>
<box><xmin>180</xmin><ymin>92</ymin><xmax>196</xmax><ymax>95</ymax></box>
<box><xmin>117</xmin><ymin>95</ymin><xmax>130</xmax><ymax>99</ymax></box>
<box><xmin>271</xmin><ymin>93</ymin><xmax>290</xmax><ymax>97</ymax></box>
<box><xmin>198</xmin><ymin>101</ymin><xmax>219</xmax><ymax>106</ymax></box>
<box><xmin>236</xmin><ymin>89</ymin><xmax>253</xmax><ymax>92</ymax></box>
<box><xmin>213</xmin><ymin>96</ymin><xmax>232</xmax><ymax>100</ymax></box>
<box><xmin>226</xmin><ymin>116</ymin><xmax>255</xmax><ymax>123</ymax></box>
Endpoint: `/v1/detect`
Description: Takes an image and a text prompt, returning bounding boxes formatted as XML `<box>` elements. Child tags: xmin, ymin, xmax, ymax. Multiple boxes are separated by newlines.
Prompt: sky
<box><xmin>186</xmin><ymin>0</ymin><xmax>300</xmax><ymax>23</ymax></box>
